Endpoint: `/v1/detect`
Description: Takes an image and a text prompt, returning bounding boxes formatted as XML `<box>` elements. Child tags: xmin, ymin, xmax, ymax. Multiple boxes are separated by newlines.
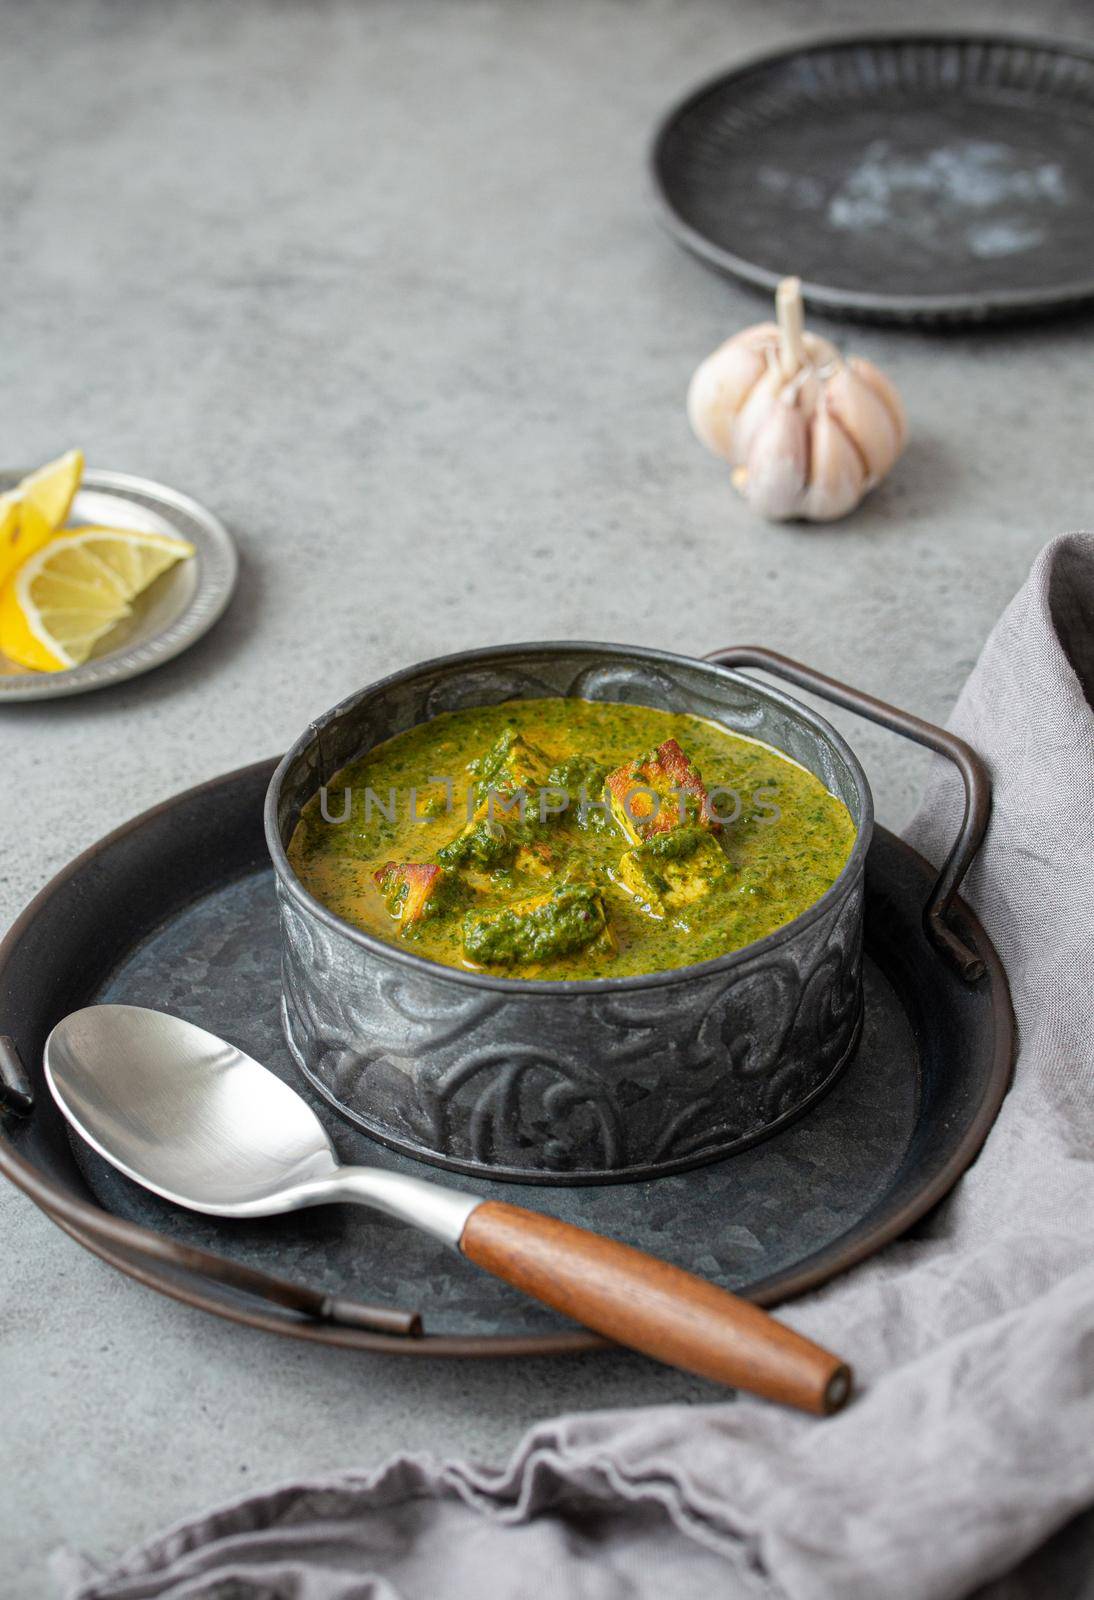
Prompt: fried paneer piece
<box><xmin>462</xmin><ymin>885</ymin><xmax>614</xmax><ymax>967</ymax></box>
<box><xmin>513</xmin><ymin>841</ymin><xmax>556</xmax><ymax>879</ymax></box>
<box><xmin>374</xmin><ymin>862</ymin><xmax>454</xmax><ymax>930</ymax></box>
<box><xmin>615</xmin><ymin>826</ymin><xmax>730</xmax><ymax>920</ymax></box>
<box><xmin>440</xmin><ymin>828</ymin><xmax>557</xmax><ymax>892</ymax></box>
<box><xmin>439</xmin><ymin>732</ymin><xmax>556</xmax><ymax>873</ymax></box>
<box><xmin>606</xmin><ymin>738</ymin><xmax>721</xmax><ymax>843</ymax></box>
<box><xmin>472</xmin><ymin>729</ymin><xmax>552</xmax><ymax>799</ymax></box>
<box><xmin>437</xmin><ymin>811</ymin><xmax>521</xmax><ymax>872</ymax></box>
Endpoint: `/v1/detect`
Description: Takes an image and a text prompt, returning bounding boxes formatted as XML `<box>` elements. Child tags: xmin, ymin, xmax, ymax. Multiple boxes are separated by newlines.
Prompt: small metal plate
<box><xmin>0</xmin><ymin>760</ymin><xmax>1013</xmax><ymax>1355</ymax></box>
<box><xmin>651</xmin><ymin>33</ymin><xmax>1094</xmax><ymax>324</ymax></box>
<box><xmin>0</xmin><ymin>469</ymin><xmax>237</xmax><ymax>700</ymax></box>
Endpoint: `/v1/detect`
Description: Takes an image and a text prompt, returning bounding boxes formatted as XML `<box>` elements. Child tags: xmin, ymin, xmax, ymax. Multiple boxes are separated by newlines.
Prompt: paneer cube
<box><xmin>462</xmin><ymin>884</ymin><xmax>614</xmax><ymax>967</ymax></box>
<box><xmin>615</xmin><ymin>827</ymin><xmax>730</xmax><ymax>919</ymax></box>
<box><xmin>439</xmin><ymin>731</ymin><xmax>556</xmax><ymax>873</ymax></box>
<box><xmin>374</xmin><ymin>862</ymin><xmax>453</xmax><ymax>929</ymax></box>
<box><xmin>513</xmin><ymin>841</ymin><xmax>556</xmax><ymax>879</ymax></box>
<box><xmin>606</xmin><ymin>738</ymin><xmax>721</xmax><ymax>843</ymax></box>
<box><xmin>472</xmin><ymin>729</ymin><xmax>552</xmax><ymax>800</ymax></box>
<box><xmin>437</xmin><ymin>811</ymin><xmax>520</xmax><ymax>872</ymax></box>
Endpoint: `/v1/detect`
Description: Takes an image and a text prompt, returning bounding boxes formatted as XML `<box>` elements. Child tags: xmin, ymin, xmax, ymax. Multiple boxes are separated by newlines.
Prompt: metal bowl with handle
<box><xmin>266</xmin><ymin>642</ymin><xmax>986</xmax><ymax>1185</ymax></box>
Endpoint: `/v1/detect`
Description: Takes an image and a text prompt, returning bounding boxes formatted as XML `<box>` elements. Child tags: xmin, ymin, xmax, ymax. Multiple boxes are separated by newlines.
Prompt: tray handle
<box><xmin>0</xmin><ymin>1034</ymin><xmax>34</xmax><ymax>1114</ymax></box>
<box><xmin>0</xmin><ymin>1043</ymin><xmax>422</xmax><ymax>1338</ymax></box>
<box><xmin>704</xmin><ymin>646</ymin><xmax>991</xmax><ymax>983</ymax></box>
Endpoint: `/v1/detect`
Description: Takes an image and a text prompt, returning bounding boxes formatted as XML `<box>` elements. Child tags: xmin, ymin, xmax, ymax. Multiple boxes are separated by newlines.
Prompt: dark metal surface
<box><xmin>706</xmin><ymin>648</ymin><xmax>991</xmax><ymax>980</ymax></box>
<box><xmin>0</xmin><ymin>752</ymin><xmax>1014</xmax><ymax>1357</ymax></box>
<box><xmin>0</xmin><ymin>1034</ymin><xmax>33</xmax><ymax>1114</ymax></box>
<box><xmin>650</xmin><ymin>33</ymin><xmax>1094</xmax><ymax>324</ymax></box>
<box><xmin>267</xmin><ymin>644</ymin><xmax>872</xmax><ymax>1182</ymax></box>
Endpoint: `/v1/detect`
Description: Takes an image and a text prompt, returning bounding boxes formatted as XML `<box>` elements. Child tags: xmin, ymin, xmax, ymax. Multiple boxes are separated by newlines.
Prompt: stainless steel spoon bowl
<box><xmin>45</xmin><ymin>1004</ymin><xmax>852</xmax><ymax>1414</ymax></box>
<box><xmin>46</xmin><ymin>1004</ymin><xmax>476</xmax><ymax>1241</ymax></box>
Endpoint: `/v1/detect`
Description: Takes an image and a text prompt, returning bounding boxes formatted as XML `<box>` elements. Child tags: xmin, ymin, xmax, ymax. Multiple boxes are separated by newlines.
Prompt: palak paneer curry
<box><xmin>287</xmin><ymin>698</ymin><xmax>855</xmax><ymax>980</ymax></box>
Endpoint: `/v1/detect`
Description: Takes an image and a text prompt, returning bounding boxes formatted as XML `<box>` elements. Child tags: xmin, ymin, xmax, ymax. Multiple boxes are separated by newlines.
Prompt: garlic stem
<box><xmin>776</xmin><ymin>276</ymin><xmax>805</xmax><ymax>379</ymax></box>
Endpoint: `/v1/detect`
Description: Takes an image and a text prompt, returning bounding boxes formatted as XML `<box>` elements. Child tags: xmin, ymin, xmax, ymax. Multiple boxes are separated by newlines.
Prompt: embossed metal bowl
<box><xmin>265</xmin><ymin>643</ymin><xmax>873</xmax><ymax>1184</ymax></box>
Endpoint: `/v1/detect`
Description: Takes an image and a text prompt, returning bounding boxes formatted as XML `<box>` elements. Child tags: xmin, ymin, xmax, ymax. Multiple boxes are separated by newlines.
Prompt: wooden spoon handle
<box><xmin>460</xmin><ymin>1201</ymin><xmax>851</xmax><ymax>1415</ymax></box>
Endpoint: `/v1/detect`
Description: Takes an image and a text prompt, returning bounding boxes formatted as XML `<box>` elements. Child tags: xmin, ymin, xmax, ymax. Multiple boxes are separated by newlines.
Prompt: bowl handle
<box><xmin>704</xmin><ymin>646</ymin><xmax>991</xmax><ymax>983</ymax></box>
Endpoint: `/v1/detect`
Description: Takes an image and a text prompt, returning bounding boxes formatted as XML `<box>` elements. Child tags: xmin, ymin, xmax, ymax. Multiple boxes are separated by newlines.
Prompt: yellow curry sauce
<box><xmin>287</xmin><ymin>698</ymin><xmax>856</xmax><ymax>980</ymax></box>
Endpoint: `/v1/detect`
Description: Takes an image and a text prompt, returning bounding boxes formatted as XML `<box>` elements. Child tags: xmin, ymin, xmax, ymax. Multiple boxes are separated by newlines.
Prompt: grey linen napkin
<box><xmin>61</xmin><ymin>534</ymin><xmax>1094</xmax><ymax>1600</ymax></box>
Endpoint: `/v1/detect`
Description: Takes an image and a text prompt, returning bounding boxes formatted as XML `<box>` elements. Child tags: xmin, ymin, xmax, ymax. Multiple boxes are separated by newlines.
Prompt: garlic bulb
<box><xmin>687</xmin><ymin>278</ymin><xmax>906</xmax><ymax>523</ymax></box>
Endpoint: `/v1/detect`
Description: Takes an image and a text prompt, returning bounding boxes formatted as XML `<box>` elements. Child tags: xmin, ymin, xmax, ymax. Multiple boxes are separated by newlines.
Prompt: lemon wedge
<box><xmin>0</xmin><ymin>449</ymin><xmax>85</xmax><ymax>590</ymax></box>
<box><xmin>0</xmin><ymin>493</ymin><xmax>19</xmax><ymax>560</ymax></box>
<box><xmin>20</xmin><ymin>449</ymin><xmax>84</xmax><ymax>538</ymax></box>
<box><xmin>0</xmin><ymin>526</ymin><xmax>195</xmax><ymax>671</ymax></box>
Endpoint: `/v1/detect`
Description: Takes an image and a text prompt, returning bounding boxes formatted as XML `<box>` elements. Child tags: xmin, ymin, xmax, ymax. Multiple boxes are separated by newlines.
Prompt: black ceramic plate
<box><xmin>0</xmin><ymin>760</ymin><xmax>1013</xmax><ymax>1356</ymax></box>
<box><xmin>651</xmin><ymin>33</ymin><xmax>1094</xmax><ymax>323</ymax></box>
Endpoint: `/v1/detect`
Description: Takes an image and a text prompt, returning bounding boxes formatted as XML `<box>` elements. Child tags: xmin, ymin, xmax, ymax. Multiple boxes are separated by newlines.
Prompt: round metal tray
<box><xmin>0</xmin><ymin>756</ymin><xmax>1013</xmax><ymax>1357</ymax></box>
<box><xmin>650</xmin><ymin>32</ymin><xmax>1094</xmax><ymax>324</ymax></box>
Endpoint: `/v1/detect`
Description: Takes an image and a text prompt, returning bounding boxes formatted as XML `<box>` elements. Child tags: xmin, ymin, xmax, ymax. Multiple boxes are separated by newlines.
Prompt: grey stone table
<box><xmin>3</xmin><ymin>1</ymin><xmax>1093</xmax><ymax>1593</ymax></box>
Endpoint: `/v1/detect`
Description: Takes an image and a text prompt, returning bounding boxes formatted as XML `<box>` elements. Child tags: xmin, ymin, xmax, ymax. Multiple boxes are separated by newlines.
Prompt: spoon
<box><xmin>45</xmin><ymin>1004</ymin><xmax>852</xmax><ymax>1414</ymax></box>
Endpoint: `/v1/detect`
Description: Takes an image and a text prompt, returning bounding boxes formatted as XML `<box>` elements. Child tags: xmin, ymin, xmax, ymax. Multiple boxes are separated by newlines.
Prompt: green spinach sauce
<box><xmin>287</xmin><ymin>698</ymin><xmax>855</xmax><ymax>979</ymax></box>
